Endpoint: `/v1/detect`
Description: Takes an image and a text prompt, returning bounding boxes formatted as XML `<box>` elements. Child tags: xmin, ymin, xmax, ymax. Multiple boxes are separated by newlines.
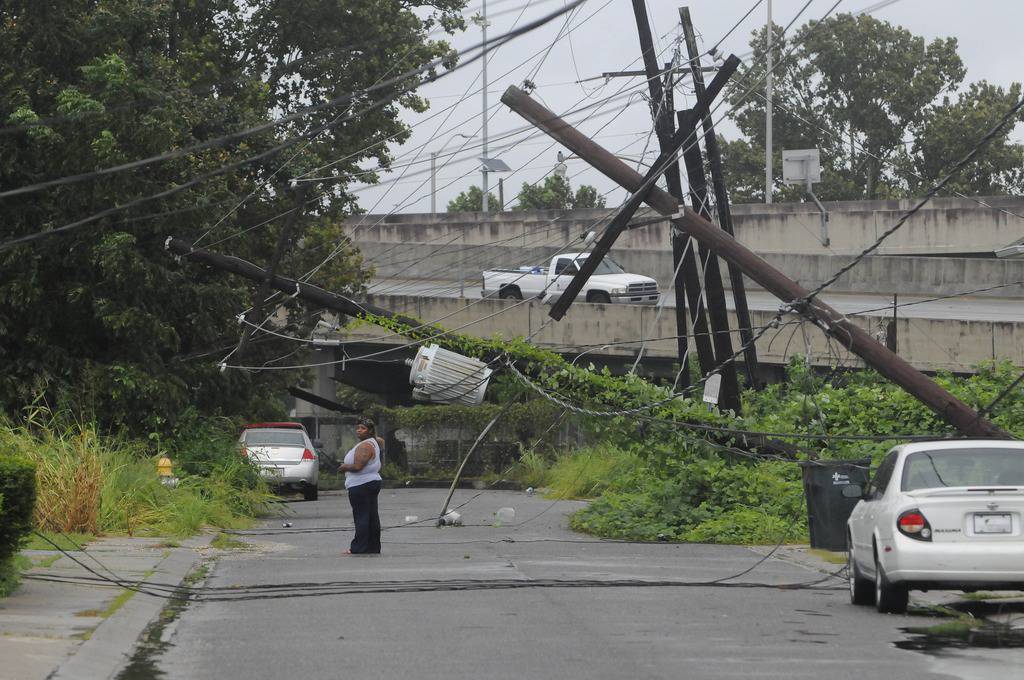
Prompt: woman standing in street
<box><xmin>338</xmin><ymin>416</ymin><xmax>382</xmax><ymax>554</ymax></box>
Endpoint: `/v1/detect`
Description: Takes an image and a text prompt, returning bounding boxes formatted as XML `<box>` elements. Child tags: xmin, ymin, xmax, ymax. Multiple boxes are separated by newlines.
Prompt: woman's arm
<box><xmin>339</xmin><ymin>441</ymin><xmax>376</xmax><ymax>472</ymax></box>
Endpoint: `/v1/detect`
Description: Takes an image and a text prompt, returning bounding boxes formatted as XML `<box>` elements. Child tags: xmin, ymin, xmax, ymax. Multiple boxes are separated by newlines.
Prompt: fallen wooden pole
<box><xmin>499</xmin><ymin>85</ymin><xmax>1005</xmax><ymax>437</ymax></box>
<box><xmin>165</xmin><ymin>237</ymin><xmax>420</xmax><ymax>328</ymax></box>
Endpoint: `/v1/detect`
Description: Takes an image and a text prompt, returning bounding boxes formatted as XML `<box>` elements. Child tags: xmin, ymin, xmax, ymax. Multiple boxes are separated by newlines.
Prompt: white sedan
<box><xmin>846</xmin><ymin>440</ymin><xmax>1024</xmax><ymax>614</ymax></box>
<box><xmin>239</xmin><ymin>422</ymin><xmax>320</xmax><ymax>501</ymax></box>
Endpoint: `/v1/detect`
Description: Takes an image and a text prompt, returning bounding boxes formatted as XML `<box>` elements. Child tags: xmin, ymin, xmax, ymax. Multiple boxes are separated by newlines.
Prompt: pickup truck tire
<box><xmin>587</xmin><ymin>291</ymin><xmax>611</xmax><ymax>304</ymax></box>
<box><xmin>498</xmin><ymin>286</ymin><xmax>523</xmax><ymax>300</ymax></box>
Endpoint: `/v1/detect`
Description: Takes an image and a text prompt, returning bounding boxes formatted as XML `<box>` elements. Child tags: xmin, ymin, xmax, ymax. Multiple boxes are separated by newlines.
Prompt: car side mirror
<box><xmin>841</xmin><ymin>484</ymin><xmax>864</xmax><ymax>499</ymax></box>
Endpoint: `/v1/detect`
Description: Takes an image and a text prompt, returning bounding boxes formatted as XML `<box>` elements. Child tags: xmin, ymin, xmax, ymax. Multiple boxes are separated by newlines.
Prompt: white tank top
<box><xmin>344</xmin><ymin>437</ymin><xmax>382</xmax><ymax>489</ymax></box>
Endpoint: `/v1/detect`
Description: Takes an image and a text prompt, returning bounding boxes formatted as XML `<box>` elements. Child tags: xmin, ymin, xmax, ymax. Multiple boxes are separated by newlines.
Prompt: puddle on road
<box><xmin>114</xmin><ymin>562</ymin><xmax>210</xmax><ymax>680</ymax></box>
<box><xmin>897</xmin><ymin>623</ymin><xmax>1024</xmax><ymax>652</ymax></box>
<box><xmin>896</xmin><ymin>601</ymin><xmax>1024</xmax><ymax>653</ymax></box>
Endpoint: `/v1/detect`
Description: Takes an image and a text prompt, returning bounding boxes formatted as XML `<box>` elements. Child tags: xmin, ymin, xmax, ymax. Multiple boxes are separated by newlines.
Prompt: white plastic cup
<box><xmin>404</xmin><ymin>515</ymin><xmax>419</xmax><ymax>523</ymax></box>
<box><xmin>495</xmin><ymin>507</ymin><xmax>515</xmax><ymax>525</ymax></box>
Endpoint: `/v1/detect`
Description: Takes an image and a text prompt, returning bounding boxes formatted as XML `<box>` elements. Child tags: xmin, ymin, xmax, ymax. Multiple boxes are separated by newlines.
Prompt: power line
<box><xmin>0</xmin><ymin>1</ymin><xmax>586</xmax><ymax>202</ymax></box>
<box><xmin>796</xmin><ymin>95</ymin><xmax>1024</xmax><ymax>308</ymax></box>
<box><xmin>0</xmin><ymin>2</ymin><xmax>589</xmax><ymax>255</ymax></box>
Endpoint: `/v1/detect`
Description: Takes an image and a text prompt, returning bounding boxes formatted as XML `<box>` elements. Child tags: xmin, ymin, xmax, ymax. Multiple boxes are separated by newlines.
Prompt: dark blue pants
<box><xmin>348</xmin><ymin>480</ymin><xmax>381</xmax><ymax>553</ymax></box>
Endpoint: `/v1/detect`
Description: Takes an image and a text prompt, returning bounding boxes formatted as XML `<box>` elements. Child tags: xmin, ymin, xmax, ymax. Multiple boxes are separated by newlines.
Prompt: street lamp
<box><xmin>431</xmin><ymin>133</ymin><xmax>475</xmax><ymax>216</ymax></box>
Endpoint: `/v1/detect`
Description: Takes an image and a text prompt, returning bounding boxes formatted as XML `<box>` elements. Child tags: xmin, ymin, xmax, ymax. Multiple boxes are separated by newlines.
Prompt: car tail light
<box><xmin>241</xmin><ymin>446</ymin><xmax>249</xmax><ymax>457</ymax></box>
<box><xmin>301</xmin><ymin>448</ymin><xmax>316</xmax><ymax>461</ymax></box>
<box><xmin>897</xmin><ymin>509</ymin><xmax>932</xmax><ymax>541</ymax></box>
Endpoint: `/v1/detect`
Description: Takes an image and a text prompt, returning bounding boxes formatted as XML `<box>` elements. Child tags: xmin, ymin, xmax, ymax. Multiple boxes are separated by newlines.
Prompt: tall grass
<box><xmin>0</xmin><ymin>414</ymin><xmax>274</xmax><ymax>537</ymax></box>
<box><xmin>543</xmin><ymin>444</ymin><xmax>641</xmax><ymax>500</ymax></box>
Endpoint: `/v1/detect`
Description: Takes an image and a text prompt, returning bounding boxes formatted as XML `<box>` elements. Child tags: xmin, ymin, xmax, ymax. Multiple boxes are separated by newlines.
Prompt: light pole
<box><xmin>765</xmin><ymin>0</ymin><xmax>773</xmax><ymax>204</ymax></box>
<box><xmin>472</xmin><ymin>3</ymin><xmax>491</xmax><ymax>212</ymax></box>
<box><xmin>430</xmin><ymin>133</ymin><xmax>475</xmax><ymax>216</ymax></box>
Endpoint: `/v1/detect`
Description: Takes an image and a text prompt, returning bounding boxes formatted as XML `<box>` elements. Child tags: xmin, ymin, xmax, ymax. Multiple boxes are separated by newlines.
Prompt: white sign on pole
<box><xmin>782</xmin><ymin>149</ymin><xmax>821</xmax><ymax>185</ymax></box>
<box><xmin>702</xmin><ymin>373</ymin><xmax>722</xmax><ymax>406</ymax></box>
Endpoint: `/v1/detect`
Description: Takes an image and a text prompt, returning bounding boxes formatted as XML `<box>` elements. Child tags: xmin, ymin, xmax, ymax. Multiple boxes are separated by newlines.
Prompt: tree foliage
<box><xmin>446</xmin><ymin>185</ymin><xmax>499</xmax><ymax>212</ymax></box>
<box><xmin>0</xmin><ymin>0</ymin><xmax>466</xmax><ymax>434</ymax></box>
<box><xmin>722</xmin><ymin>13</ymin><xmax>1024</xmax><ymax>202</ymax></box>
<box><xmin>515</xmin><ymin>175</ymin><xmax>606</xmax><ymax>210</ymax></box>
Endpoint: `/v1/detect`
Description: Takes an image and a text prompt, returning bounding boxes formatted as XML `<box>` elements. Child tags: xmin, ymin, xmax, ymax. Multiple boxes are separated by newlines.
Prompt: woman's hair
<box><xmin>356</xmin><ymin>416</ymin><xmax>376</xmax><ymax>435</ymax></box>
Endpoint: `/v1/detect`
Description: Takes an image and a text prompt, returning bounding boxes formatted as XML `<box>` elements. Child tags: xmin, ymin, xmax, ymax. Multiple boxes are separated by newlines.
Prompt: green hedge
<box><xmin>0</xmin><ymin>452</ymin><xmax>36</xmax><ymax>562</ymax></box>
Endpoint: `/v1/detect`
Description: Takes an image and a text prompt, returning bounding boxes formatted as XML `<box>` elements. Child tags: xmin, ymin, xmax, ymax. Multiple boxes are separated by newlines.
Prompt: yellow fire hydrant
<box><xmin>157</xmin><ymin>456</ymin><xmax>179</xmax><ymax>487</ymax></box>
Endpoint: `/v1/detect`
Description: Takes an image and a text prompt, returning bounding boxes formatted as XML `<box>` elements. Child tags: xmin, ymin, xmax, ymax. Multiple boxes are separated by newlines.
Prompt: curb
<box><xmin>50</xmin><ymin>532</ymin><xmax>215</xmax><ymax>680</ymax></box>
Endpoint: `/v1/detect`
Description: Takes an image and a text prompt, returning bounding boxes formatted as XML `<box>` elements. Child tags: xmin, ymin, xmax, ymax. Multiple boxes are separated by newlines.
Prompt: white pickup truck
<box><xmin>481</xmin><ymin>252</ymin><xmax>659</xmax><ymax>305</ymax></box>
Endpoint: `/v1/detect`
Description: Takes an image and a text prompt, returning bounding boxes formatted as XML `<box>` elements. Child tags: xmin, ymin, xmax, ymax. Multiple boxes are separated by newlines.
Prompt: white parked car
<box><xmin>846</xmin><ymin>440</ymin><xmax>1024</xmax><ymax>613</ymax></box>
<box><xmin>239</xmin><ymin>422</ymin><xmax>320</xmax><ymax>501</ymax></box>
<box><xmin>481</xmin><ymin>252</ymin><xmax>659</xmax><ymax>305</ymax></box>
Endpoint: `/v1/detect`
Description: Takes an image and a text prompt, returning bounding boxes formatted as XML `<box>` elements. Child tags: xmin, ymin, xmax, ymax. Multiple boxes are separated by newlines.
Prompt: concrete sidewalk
<box><xmin>0</xmin><ymin>533</ymin><xmax>214</xmax><ymax>680</ymax></box>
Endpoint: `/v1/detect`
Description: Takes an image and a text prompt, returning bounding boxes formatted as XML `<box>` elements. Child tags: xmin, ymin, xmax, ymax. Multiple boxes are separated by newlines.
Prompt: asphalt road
<box><xmin>366</xmin><ymin>278</ymin><xmax>1024</xmax><ymax>323</ymax></box>
<box><xmin>134</xmin><ymin>489</ymin><xmax>1024</xmax><ymax>680</ymax></box>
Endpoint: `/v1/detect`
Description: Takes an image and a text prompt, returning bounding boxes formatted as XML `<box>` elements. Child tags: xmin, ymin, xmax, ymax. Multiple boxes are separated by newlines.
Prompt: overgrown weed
<box><xmin>1</xmin><ymin>412</ymin><xmax>274</xmax><ymax>538</ymax></box>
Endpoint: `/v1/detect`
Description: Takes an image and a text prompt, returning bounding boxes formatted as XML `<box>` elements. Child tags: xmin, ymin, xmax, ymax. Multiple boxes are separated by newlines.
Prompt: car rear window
<box><xmin>243</xmin><ymin>430</ymin><xmax>305</xmax><ymax>446</ymax></box>
<box><xmin>901</xmin><ymin>449</ymin><xmax>1024</xmax><ymax>490</ymax></box>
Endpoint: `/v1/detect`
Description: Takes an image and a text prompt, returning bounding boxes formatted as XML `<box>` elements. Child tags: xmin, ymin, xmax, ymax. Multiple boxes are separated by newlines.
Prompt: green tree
<box><xmin>446</xmin><ymin>185</ymin><xmax>499</xmax><ymax>212</ymax></box>
<box><xmin>514</xmin><ymin>175</ymin><xmax>606</xmax><ymax>210</ymax></box>
<box><xmin>0</xmin><ymin>0</ymin><xmax>465</xmax><ymax>434</ymax></box>
<box><xmin>722</xmin><ymin>14</ymin><xmax>1022</xmax><ymax>202</ymax></box>
<box><xmin>904</xmin><ymin>81</ymin><xmax>1024</xmax><ymax>196</ymax></box>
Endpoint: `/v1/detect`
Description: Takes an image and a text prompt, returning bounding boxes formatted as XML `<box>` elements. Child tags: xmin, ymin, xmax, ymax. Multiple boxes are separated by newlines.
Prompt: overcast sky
<box><xmin>348</xmin><ymin>0</ymin><xmax>1022</xmax><ymax>216</ymax></box>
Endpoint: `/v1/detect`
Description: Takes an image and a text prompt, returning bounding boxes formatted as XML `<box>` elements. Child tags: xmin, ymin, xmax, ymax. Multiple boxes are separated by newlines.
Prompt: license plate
<box><xmin>974</xmin><ymin>513</ymin><xmax>1012</xmax><ymax>534</ymax></box>
<box><xmin>263</xmin><ymin>467</ymin><xmax>283</xmax><ymax>477</ymax></box>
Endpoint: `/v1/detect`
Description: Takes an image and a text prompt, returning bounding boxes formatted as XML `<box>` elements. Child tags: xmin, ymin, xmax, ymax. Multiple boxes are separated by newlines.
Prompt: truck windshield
<box><xmin>581</xmin><ymin>257</ymin><xmax>625</xmax><ymax>275</ymax></box>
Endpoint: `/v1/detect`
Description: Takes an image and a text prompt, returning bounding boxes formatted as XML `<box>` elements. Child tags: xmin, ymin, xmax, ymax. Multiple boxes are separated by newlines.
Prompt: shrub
<box><xmin>0</xmin><ymin>451</ymin><xmax>36</xmax><ymax>562</ymax></box>
<box><xmin>0</xmin><ymin>450</ymin><xmax>36</xmax><ymax>597</ymax></box>
<box><xmin>567</xmin><ymin>444</ymin><xmax>806</xmax><ymax>544</ymax></box>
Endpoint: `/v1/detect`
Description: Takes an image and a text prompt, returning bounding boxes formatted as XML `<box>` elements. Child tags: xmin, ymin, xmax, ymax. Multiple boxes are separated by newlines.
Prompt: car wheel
<box><xmin>499</xmin><ymin>287</ymin><xmax>522</xmax><ymax>300</ymax></box>
<box><xmin>303</xmin><ymin>484</ymin><xmax>319</xmax><ymax>502</ymax></box>
<box><xmin>588</xmin><ymin>291</ymin><xmax>611</xmax><ymax>304</ymax></box>
<box><xmin>847</xmin><ymin>536</ymin><xmax>873</xmax><ymax>606</ymax></box>
<box><xmin>874</xmin><ymin>553</ymin><xmax>908</xmax><ymax>614</ymax></box>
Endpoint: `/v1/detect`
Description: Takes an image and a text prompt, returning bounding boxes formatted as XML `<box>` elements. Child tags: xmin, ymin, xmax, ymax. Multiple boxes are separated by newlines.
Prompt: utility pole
<box><xmin>543</xmin><ymin>57</ymin><xmax>741</xmax><ymax>329</ymax></box>
<box><xmin>661</xmin><ymin>68</ymin><xmax>696</xmax><ymax>386</ymax></box>
<box><xmin>475</xmin><ymin>1</ymin><xmax>491</xmax><ymax>213</ymax></box>
<box><xmin>680</xmin><ymin>6</ymin><xmax>761</xmax><ymax>389</ymax></box>
<box><xmin>165</xmin><ymin>239</ymin><xmax>421</xmax><ymax>328</ymax></box>
<box><xmin>765</xmin><ymin>0</ymin><xmax>773</xmax><ymax>203</ymax></box>
<box><xmin>499</xmin><ymin>85</ymin><xmax>1006</xmax><ymax>437</ymax></box>
<box><xmin>629</xmin><ymin>0</ymin><xmax>705</xmax><ymax>386</ymax></box>
<box><xmin>677</xmin><ymin>107</ymin><xmax>741</xmax><ymax>413</ymax></box>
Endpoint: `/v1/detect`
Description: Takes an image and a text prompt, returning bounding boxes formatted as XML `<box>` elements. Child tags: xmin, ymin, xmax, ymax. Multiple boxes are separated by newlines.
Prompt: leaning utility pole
<box><xmin>676</xmin><ymin>107</ymin><xmax>742</xmax><ymax>413</ymax></box>
<box><xmin>544</xmin><ymin>56</ymin><xmax>741</xmax><ymax>327</ymax></box>
<box><xmin>680</xmin><ymin>6</ymin><xmax>761</xmax><ymax>389</ymax></box>
<box><xmin>499</xmin><ymin>85</ymin><xmax>1006</xmax><ymax>438</ymax></box>
<box><xmin>165</xmin><ymin>238</ymin><xmax>420</xmax><ymax>329</ymax></box>
<box><xmin>630</xmin><ymin>0</ymin><xmax>701</xmax><ymax>386</ymax></box>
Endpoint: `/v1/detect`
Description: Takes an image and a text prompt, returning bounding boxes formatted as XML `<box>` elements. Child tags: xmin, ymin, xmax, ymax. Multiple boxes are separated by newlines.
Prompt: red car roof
<box><xmin>241</xmin><ymin>422</ymin><xmax>307</xmax><ymax>431</ymax></box>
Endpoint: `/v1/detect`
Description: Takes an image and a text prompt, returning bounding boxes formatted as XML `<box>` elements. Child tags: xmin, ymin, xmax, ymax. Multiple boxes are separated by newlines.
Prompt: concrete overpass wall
<box><xmin>345</xmin><ymin>195</ymin><xmax>1024</xmax><ymax>256</ymax></box>
<box><xmin>348</xmin><ymin>295</ymin><xmax>1024</xmax><ymax>374</ymax></box>
<box><xmin>359</xmin><ymin>241</ymin><xmax>1024</xmax><ymax>298</ymax></box>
